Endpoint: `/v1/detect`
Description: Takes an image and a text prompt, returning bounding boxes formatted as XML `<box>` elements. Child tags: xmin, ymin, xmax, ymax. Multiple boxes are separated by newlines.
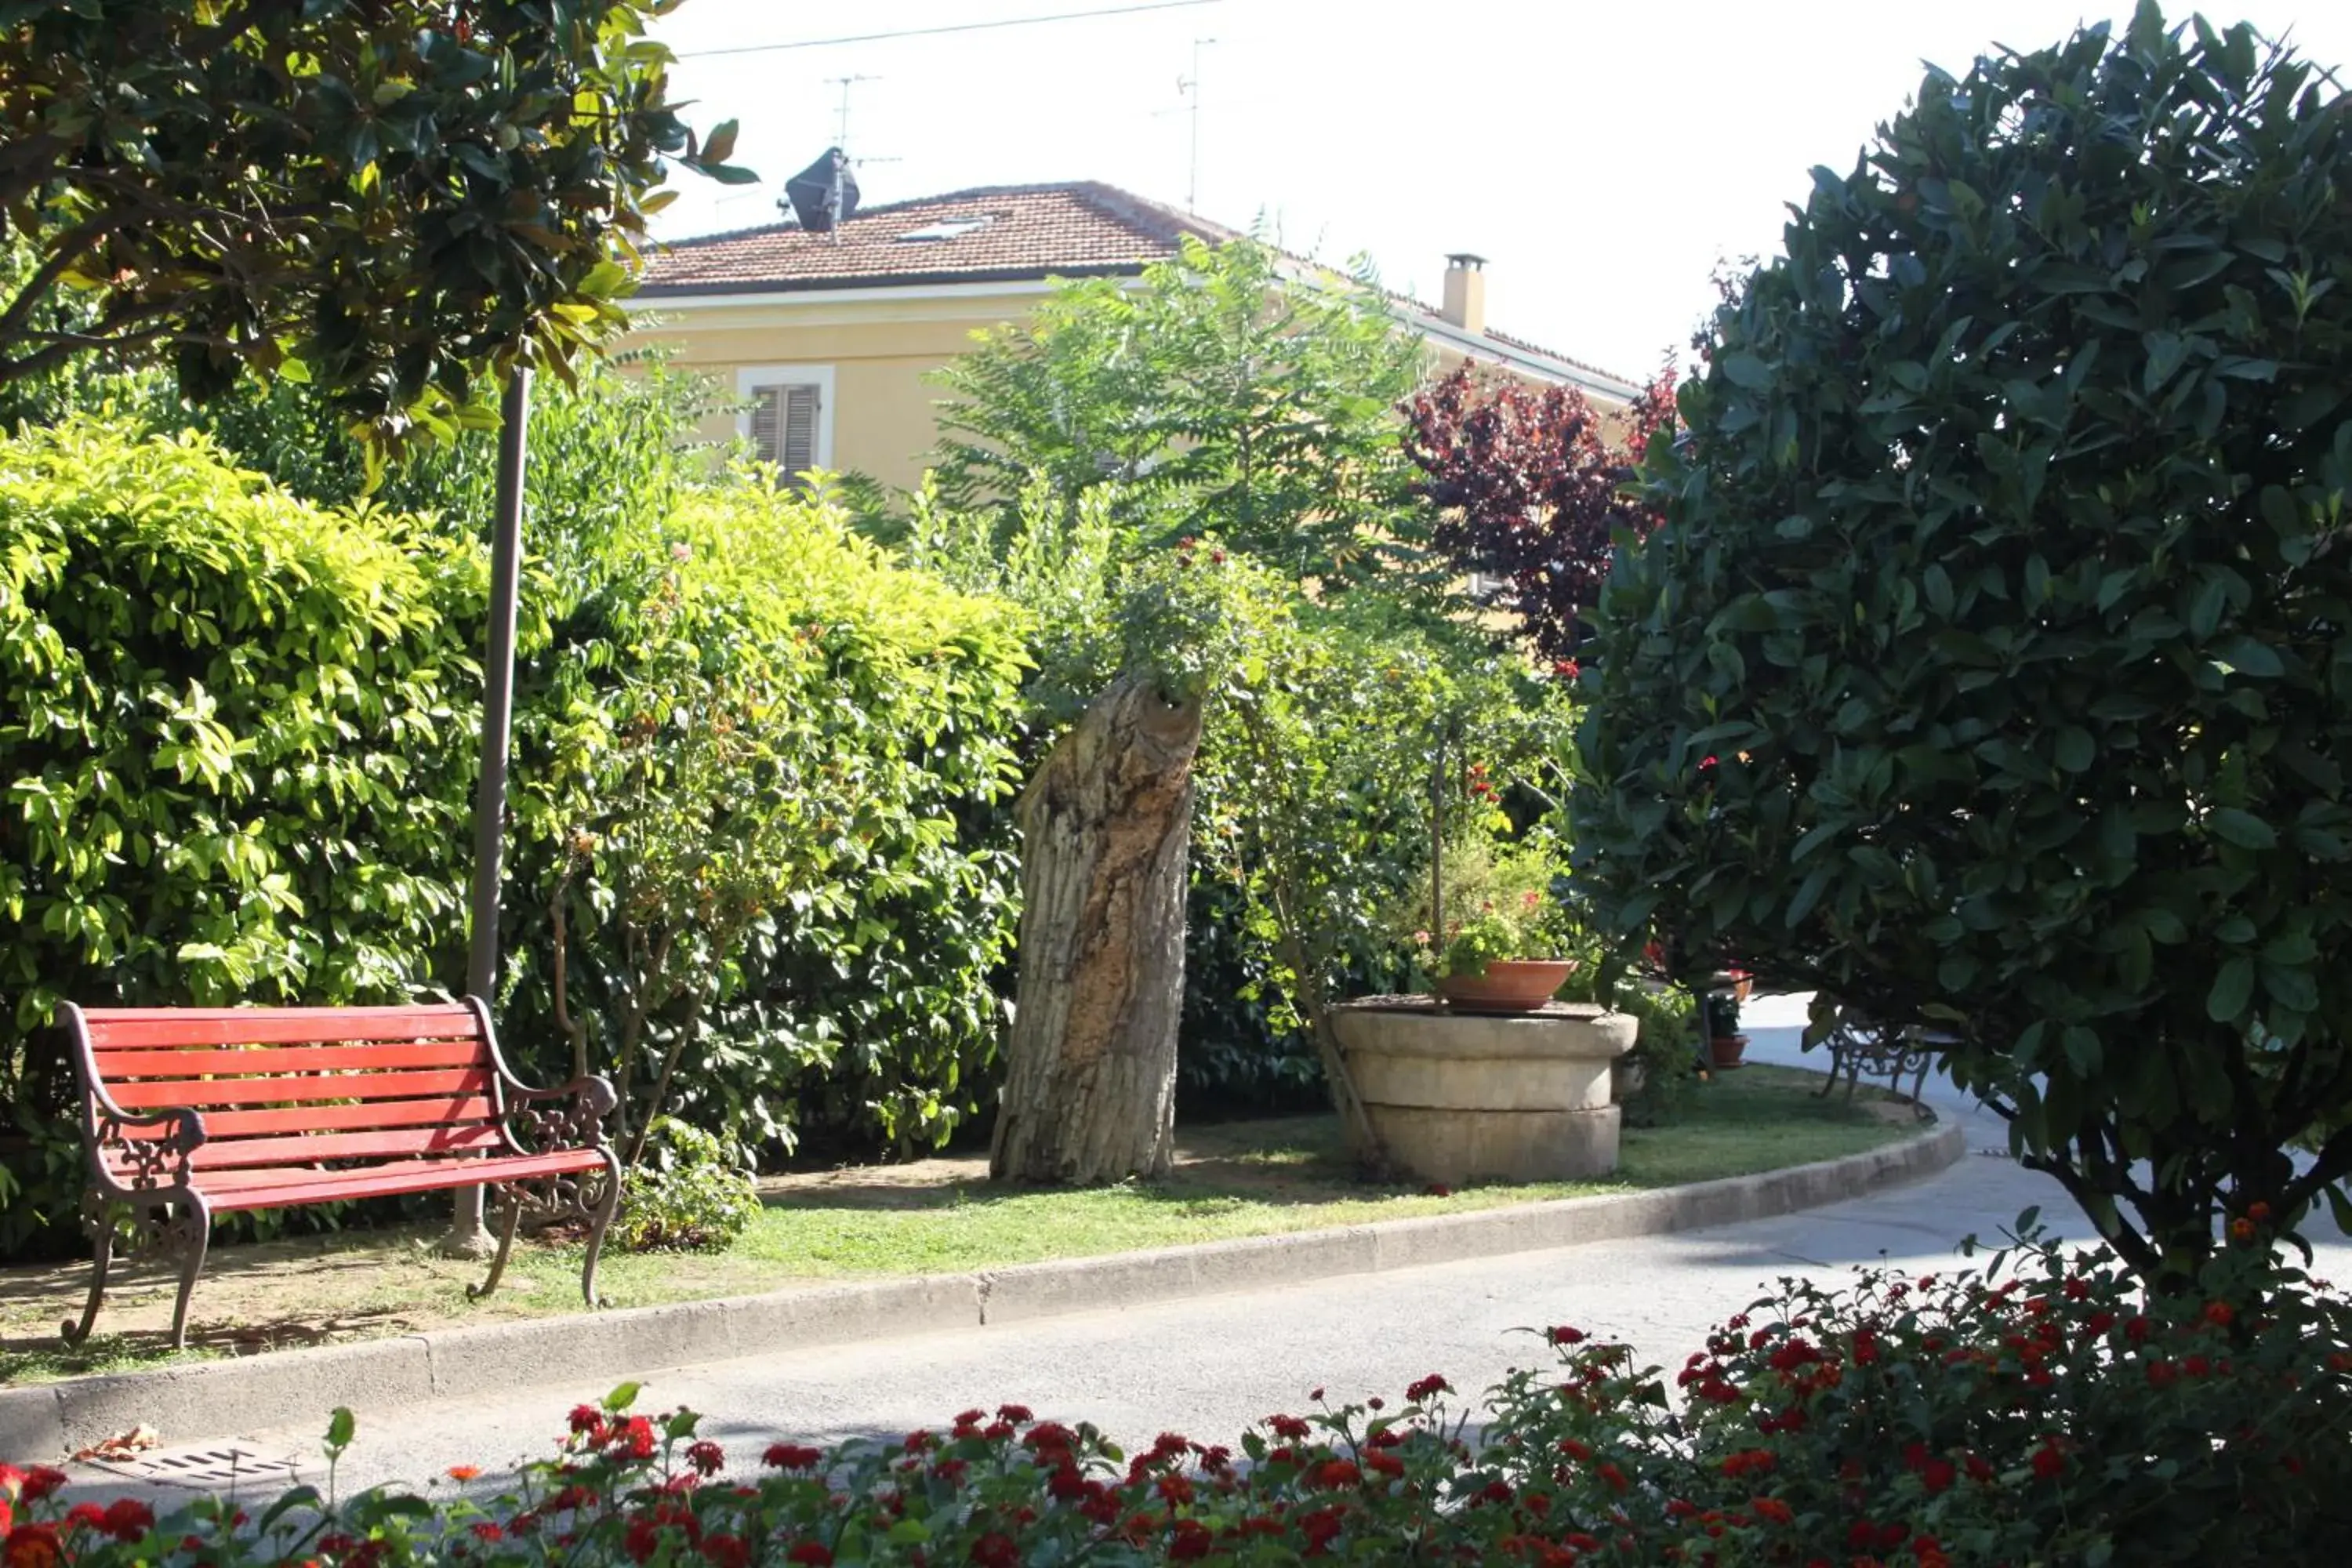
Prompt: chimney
<box><xmin>1440</xmin><ymin>252</ymin><xmax>1488</xmax><ymax>335</ymax></box>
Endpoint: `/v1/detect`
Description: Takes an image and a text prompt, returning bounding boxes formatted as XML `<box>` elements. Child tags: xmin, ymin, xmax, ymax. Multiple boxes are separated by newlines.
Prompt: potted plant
<box><xmin>1406</xmin><ymin>833</ymin><xmax>1577</xmax><ymax>1014</ymax></box>
<box><xmin>1703</xmin><ymin>985</ymin><xmax>1748</xmax><ymax>1069</ymax></box>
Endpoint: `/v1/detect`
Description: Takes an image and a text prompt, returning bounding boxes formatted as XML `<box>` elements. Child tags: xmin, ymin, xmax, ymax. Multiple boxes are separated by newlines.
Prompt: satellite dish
<box><xmin>783</xmin><ymin>147</ymin><xmax>860</xmax><ymax>232</ymax></box>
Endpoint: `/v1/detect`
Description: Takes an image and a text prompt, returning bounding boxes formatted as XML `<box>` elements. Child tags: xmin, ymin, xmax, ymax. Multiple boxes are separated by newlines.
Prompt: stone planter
<box><xmin>1610</xmin><ymin>1055</ymin><xmax>1647</xmax><ymax>1102</ymax></box>
<box><xmin>1330</xmin><ymin>996</ymin><xmax>1638</xmax><ymax>1185</ymax></box>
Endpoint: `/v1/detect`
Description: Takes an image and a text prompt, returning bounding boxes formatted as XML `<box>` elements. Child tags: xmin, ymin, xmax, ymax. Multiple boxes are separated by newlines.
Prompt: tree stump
<box><xmin>991</xmin><ymin>672</ymin><xmax>1203</xmax><ymax>1184</ymax></box>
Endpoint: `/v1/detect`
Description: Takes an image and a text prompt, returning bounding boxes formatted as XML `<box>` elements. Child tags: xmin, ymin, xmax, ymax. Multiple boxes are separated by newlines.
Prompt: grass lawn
<box><xmin>0</xmin><ymin>1065</ymin><xmax>1920</xmax><ymax>1385</ymax></box>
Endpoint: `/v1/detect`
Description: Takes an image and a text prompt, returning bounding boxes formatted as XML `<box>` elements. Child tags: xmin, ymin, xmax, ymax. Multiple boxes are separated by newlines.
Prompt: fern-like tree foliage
<box><xmin>931</xmin><ymin>236</ymin><xmax>1430</xmax><ymax>593</ymax></box>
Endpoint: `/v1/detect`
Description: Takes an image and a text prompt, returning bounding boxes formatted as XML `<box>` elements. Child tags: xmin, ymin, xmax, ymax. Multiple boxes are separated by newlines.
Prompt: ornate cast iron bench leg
<box><xmin>61</xmin><ymin>1196</ymin><xmax>116</xmax><ymax>1346</ymax></box>
<box><xmin>467</xmin><ymin>1186</ymin><xmax>524</xmax><ymax>1301</ymax></box>
<box><xmin>168</xmin><ymin>1194</ymin><xmax>212</xmax><ymax>1352</ymax></box>
<box><xmin>579</xmin><ymin>1149</ymin><xmax>623</xmax><ymax>1309</ymax></box>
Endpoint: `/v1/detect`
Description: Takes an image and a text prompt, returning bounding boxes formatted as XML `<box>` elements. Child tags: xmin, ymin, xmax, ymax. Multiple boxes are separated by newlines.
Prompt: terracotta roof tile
<box><xmin>639</xmin><ymin>182</ymin><xmax>1232</xmax><ymax>294</ymax></box>
<box><xmin>639</xmin><ymin>180</ymin><xmax>1637</xmax><ymax>390</ymax></box>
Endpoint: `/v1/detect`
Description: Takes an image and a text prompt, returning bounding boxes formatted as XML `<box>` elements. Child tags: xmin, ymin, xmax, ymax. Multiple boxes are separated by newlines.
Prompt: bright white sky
<box><xmin>648</xmin><ymin>1</ymin><xmax>2352</xmax><ymax>382</ymax></box>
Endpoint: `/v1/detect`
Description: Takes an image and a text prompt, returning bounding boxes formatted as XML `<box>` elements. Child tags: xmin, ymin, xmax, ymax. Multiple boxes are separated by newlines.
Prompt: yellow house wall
<box><xmin>627</xmin><ymin>292</ymin><xmax>1052</xmax><ymax>493</ymax></box>
<box><xmin>626</xmin><ymin>286</ymin><xmax>1629</xmax><ymax>495</ymax></box>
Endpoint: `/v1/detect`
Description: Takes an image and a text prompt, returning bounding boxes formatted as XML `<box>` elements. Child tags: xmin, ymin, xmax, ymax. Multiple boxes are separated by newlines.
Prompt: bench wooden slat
<box><xmin>198</xmin><ymin>1148</ymin><xmax>604</xmax><ymax>1212</ymax></box>
<box><xmin>112</xmin><ymin>1094</ymin><xmax>501</xmax><ymax>1142</ymax></box>
<box><xmin>83</xmin><ymin>1007</ymin><xmax>480</xmax><ymax>1049</ymax></box>
<box><xmin>165</xmin><ymin>1123</ymin><xmax>511</xmax><ymax>1171</ymax></box>
<box><xmin>105</xmin><ymin>1067</ymin><xmax>493</xmax><ymax>1109</ymax></box>
<box><xmin>93</xmin><ymin>1040</ymin><xmax>487</xmax><ymax>1079</ymax></box>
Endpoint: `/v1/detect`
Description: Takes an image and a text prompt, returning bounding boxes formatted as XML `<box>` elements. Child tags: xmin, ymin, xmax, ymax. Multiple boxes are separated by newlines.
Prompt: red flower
<box><xmin>1752</xmin><ymin>1496</ymin><xmax>1792</xmax><ymax>1525</ymax></box>
<box><xmin>17</xmin><ymin>1475</ymin><xmax>63</xmax><ymax>1507</ymax></box>
<box><xmin>1169</xmin><ymin>1519</ymin><xmax>1214</xmax><ymax>1561</ymax></box>
<box><xmin>1595</xmin><ymin>1462</ymin><xmax>1629</xmax><ymax>1493</ymax></box>
<box><xmin>622</xmin><ymin>1518</ymin><xmax>663</xmax><ymax>1565</ymax></box>
<box><xmin>685</xmin><ymin>1440</ymin><xmax>725</xmax><ymax>1476</ymax></box>
<box><xmin>610</xmin><ymin>1416</ymin><xmax>656</xmax><ymax>1461</ymax></box>
<box><xmin>764</xmin><ymin>1443</ymin><xmax>822</xmax><ymax>1471</ymax></box>
<box><xmin>100</xmin><ymin>1500</ymin><xmax>154</xmax><ymax>1543</ymax></box>
<box><xmin>702</xmin><ymin>1536</ymin><xmax>749</xmax><ymax>1568</ymax></box>
<box><xmin>62</xmin><ymin>1505</ymin><xmax>106</xmax><ymax>1536</ymax></box>
<box><xmin>1547</xmin><ymin>1326</ymin><xmax>1588</xmax><ymax>1346</ymax></box>
<box><xmin>2031</xmin><ymin>1440</ymin><xmax>2067</xmax><ymax>1480</ymax></box>
<box><xmin>996</xmin><ymin>1404</ymin><xmax>1034</xmax><ymax>1423</ymax></box>
<box><xmin>446</xmin><ymin>1465</ymin><xmax>481</xmax><ymax>1483</ymax></box>
<box><xmin>4</xmin><ymin>1525</ymin><xmax>61</xmax><ymax>1568</ymax></box>
<box><xmin>2204</xmin><ymin>1301</ymin><xmax>2236</xmax><ymax>1329</ymax></box>
<box><xmin>785</xmin><ymin>1544</ymin><xmax>833</xmax><ymax>1567</ymax></box>
<box><xmin>1406</xmin><ymin>1374</ymin><xmax>1452</xmax><ymax>1403</ymax></box>
<box><xmin>1312</xmin><ymin>1459</ymin><xmax>1361</xmax><ymax>1489</ymax></box>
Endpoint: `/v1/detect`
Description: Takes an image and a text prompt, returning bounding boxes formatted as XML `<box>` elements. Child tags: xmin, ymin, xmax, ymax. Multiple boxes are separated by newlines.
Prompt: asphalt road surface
<box><xmin>191</xmin><ymin>1009</ymin><xmax>2348</xmax><ymax>1501</ymax></box>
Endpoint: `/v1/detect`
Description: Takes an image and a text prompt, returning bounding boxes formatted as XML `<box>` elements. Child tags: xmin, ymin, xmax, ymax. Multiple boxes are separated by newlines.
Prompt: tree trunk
<box><xmin>991</xmin><ymin>672</ymin><xmax>1203</xmax><ymax>1184</ymax></box>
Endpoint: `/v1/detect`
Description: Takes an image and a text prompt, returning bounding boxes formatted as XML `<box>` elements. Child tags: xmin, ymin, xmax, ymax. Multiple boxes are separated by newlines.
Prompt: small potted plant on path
<box><xmin>1703</xmin><ymin>982</ymin><xmax>1748</xmax><ymax>1069</ymax></box>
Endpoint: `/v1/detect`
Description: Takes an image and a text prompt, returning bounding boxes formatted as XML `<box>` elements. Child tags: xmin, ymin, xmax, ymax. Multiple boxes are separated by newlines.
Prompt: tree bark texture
<box><xmin>991</xmin><ymin>673</ymin><xmax>1203</xmax><ymax>1184</ymax></box>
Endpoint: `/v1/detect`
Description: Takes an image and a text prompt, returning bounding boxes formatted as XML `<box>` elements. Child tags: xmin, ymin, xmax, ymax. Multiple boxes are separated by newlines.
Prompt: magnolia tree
<box><xmin>1570</xmin><ymin>5</ymin><xmax>2352</xmax><ymax>1285</ymax></box>
<box><xmin>0</xmin><ymin>1</ymin><xmax>746</xmax><ymax>445</ymax></box>
<box><xmin>1401</xmin><ymin>363</ymin><xmax>1676</xmax><ymax>662</ymax></box>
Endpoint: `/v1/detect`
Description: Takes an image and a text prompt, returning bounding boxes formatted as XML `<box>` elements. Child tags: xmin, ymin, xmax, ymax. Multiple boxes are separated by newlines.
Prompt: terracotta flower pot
<box><xmin>1708</xmin><ymin>1033</ymin><xmax>1749</xmax><ymax>1070</ymax></box>
<box><xmin>1435</xmin><ymin>959</ymin><xmax>1575</xmax><ymax>1014</ymax></box>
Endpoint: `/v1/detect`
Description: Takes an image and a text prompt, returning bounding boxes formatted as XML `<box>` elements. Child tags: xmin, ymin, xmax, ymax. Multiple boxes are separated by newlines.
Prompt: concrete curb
<box><xmin>2</xmin><ymin>1120</ymin><xmax>1964</xmax><ymax>1460</ymax></box>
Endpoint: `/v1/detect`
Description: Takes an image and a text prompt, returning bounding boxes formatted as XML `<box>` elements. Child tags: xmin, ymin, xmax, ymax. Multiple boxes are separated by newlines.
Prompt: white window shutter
<box><xmin>749</xmin><ymin>383</ymin><xmax>822</xmax><ymax>488</ymax></box>
<box><xmin>780</xmin><ymin>384</ymin><xmax>820</xmax><ymax>477</ymax></box>
<box><xmin>750</xmin><ymin>387</ymin><xmax>781</xmax><ymax>464</ymax></box>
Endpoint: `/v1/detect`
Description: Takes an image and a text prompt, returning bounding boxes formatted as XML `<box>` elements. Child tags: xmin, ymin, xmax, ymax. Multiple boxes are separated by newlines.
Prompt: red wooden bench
<box><xmin>60</xmin><ymin>998</ymin><xmax>619</xmax><ymax>1349</ymax></box>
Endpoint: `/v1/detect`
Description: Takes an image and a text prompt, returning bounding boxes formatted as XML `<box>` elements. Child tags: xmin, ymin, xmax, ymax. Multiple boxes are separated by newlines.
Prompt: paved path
<box><xmin>102</xmin><ymin>1007</ymin><xmax>2352</xmax><ymax>1497</ymax></box>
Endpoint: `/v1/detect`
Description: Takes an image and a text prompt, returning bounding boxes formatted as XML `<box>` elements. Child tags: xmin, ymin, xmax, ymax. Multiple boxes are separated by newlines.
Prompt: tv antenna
<box><xmin>828</xmin><ymin>74</ymin><xmax>879</xmax><ymax>149</ymax></box>
<box><xmin>786</xmin><ymin>77</ymin><xmax>898</xmax><ymax>241</ymax></box>
<box><xmin>1177</xmin><ymin>38</ymin><xmax>1216</xmax><ymax>212</ymax></box>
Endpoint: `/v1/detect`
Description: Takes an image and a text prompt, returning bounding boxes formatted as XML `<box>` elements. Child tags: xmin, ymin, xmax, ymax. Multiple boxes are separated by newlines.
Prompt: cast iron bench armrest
<box><xmin>496</xmin><ymin>1073</ymin><xmax>619</xmax><ymax>1154</ymax></box>
<box><xmin>85</xmin><ymin>1104</ymin><xmax>209</xmax><ymax>1196</ymax></box>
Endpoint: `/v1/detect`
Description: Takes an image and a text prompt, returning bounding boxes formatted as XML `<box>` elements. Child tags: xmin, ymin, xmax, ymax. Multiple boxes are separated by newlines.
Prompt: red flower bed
<box><xmin>8</xmin><ymin>1231</ymin><xmax>2350</xmax><ymax>1565</ymax></box>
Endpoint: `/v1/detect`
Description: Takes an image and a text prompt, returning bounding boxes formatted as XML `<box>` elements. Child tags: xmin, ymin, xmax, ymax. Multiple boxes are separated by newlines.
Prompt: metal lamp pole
<box><xmin>444</xmin><ymin>367</ymin><xmax>532</xmax><ymax>1257</ymax></box>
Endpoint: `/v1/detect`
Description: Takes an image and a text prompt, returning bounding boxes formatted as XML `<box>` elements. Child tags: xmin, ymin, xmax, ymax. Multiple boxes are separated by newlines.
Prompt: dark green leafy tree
<box><xmin>0</xmin><ymin>0</ymin><xmax>750</xmax><ymax>447</ymax></box>
<box><xmin>931</xmin><ymin>237</ymin><xmax>1432</xmax><ymax>593</ymax></box>
<box><xmin>1570</xmin><ymin>4</ymin><xmax>2352</xmax><ymax>1285</ymax></box>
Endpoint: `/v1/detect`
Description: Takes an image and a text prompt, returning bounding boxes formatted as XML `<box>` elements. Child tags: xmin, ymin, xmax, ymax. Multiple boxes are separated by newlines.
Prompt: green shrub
<box><xmin>1570</xmin><ymin>5</ymin><xmax>2352</xmax><ymax>1283</ymax></box>
<box><xmin>495</xmin><ymin>477</ymin><xmax>1031</xmax><ymax>1163</ymax></box>
<box><xmin>0</xmin><ymin>422</ymin><xmax>479</xmax><ymax>1254</ymax></box>
<box><xmin>615</xmin><ymin>1119</ymin><xmax>760</xmax><ymax>1252</ymax></box>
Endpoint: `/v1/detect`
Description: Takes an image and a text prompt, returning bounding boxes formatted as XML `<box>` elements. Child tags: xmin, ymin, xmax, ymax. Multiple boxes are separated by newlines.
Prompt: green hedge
<box><xmin>0</xmin><ymin>416</ymin><xmax>1029</xmax><ymax>1258</ymax></box>
<box><xmin>0</xmin><ymin>422</ymin><xmax>481</xmax><ymax>1249</ymax></box>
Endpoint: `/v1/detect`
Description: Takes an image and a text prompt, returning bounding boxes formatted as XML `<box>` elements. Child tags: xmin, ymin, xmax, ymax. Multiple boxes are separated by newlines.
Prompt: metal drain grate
<box><xmin>91</xmin><ymin>1444</ymin><xmax>305</xmax><ymax>1491</ymax></box>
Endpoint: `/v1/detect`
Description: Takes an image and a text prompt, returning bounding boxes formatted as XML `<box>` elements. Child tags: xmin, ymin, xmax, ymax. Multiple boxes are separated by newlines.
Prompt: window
<box><xmin>734</xmin><ymin>364</ymin><xmax>836</xmax><ymax>485</ymax></box>
<box><xmin>895</xmin><ymin>216</ymin><xmax>994</xmax><ymax>243</ymax></box>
